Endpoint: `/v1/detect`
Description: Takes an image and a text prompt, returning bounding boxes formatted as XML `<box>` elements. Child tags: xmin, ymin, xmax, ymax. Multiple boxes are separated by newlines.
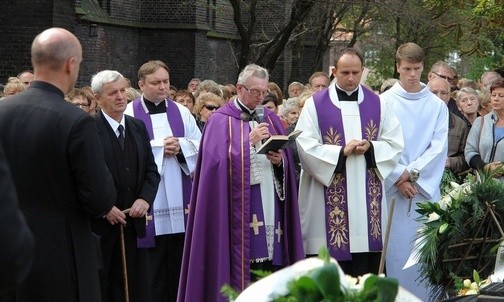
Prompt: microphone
<box><xmin>255</xmin><ymin>105</ymin><xmax>264</xmax><ymax>123</ymax></box>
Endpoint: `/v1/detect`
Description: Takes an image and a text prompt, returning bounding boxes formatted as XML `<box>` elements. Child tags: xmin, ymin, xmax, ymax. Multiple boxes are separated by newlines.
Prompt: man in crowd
<box><xmin>381</xmin><ymin>42</ymin><xmax>448</xmax><ymax>299</ymax></box>
<box><xmin>428</xmin><ymin>61</ymin><xmax>461</xmax><ymax>116</ymax></box>
<box><xmin>125</xmin><ymin>60</ymin><xmax>201</xmax><ymax>301</ymax></box>
<box><xmin>428</xmin><ymin>77</ymin><xmax>469</xmax><ymax>177</ymax></box>
<box><xmin>295</xmin><ymin>48</ymin><xmax>404</xmax><ymax>276</ymax></box>
<box><xmin>308</xmin><ymin>71</ymin><xmax>330</xmax><ymax>93</ymax></box>
<box><xmin>91</xmin><ymin>70</ymin><xmax>160</xmax><ymax>302</ymax></box>
<box><xmin>178</xmin><ymin>64</ymin><xmax>304</xmax><ymax>302</ymax></box>
<box><xmin>187</xmin><ymin>77</ymin><xmax>201</xmax><ymax>93</ymax></box>
<box><xmin>17</xmin><ymin>70</ymin><xmax>34</xmax><ymax>87</ymax></box>
<box><xmin>0</xmin><ymin>27</ymin><xmax>116</xmax><ymax>301</ymax></box>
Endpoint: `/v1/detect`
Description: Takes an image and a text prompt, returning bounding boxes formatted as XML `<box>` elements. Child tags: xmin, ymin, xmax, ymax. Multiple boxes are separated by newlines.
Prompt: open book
<box><xmin>256</xmin><ymin>130</ymin><xmax>302</xmax><ymax>154</ymax></box>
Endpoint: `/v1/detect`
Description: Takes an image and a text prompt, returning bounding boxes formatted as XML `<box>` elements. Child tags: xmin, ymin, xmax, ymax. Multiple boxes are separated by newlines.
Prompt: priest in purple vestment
<box><xmin>295</xmin><ymin>48</ymin><xmax>404</xmax><ymax>277</ymax></box>
<box><xmin>177</xmin><ymin>64</ymin><xmax>304</xmax><ymax>302</ymax></box>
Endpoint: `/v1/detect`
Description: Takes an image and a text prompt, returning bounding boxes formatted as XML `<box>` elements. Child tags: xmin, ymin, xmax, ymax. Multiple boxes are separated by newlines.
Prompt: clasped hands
<box><xmin>105</xmin><ymin>199</ymin><xmax>150</xmax><ymax>225</ymax></box>
<box><xmin>395</xmin><ymin>170</ymin><xmax>419</xmax><ymax>199</ymax></box>
<box><xmin>250</xmin><ymin>123</ymin><xmax>282</xmax><ymax>166</ymax></box>
<box><xmin>343</xmin><ymin>139</ymin><xmax>370</xmax><ymax>156</ymax></box>
<box><xmin>164</xmin><ymin>136</ymin><xmax>181</xmax><ymax>157</ymax></box>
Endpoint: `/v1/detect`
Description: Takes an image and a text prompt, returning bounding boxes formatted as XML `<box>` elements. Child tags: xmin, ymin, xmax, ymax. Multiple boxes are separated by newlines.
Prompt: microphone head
<box><xmin>255</xmin><ymin>105</ymin><xmax>264</xmax><ymax>123</ymax></box>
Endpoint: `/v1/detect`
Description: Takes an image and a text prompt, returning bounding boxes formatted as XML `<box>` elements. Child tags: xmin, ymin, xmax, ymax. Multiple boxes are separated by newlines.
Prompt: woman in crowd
<box><xmin>2</xmin><ymin>77</ymin><xmax>26</xmax><ymax>99</ymax></box>
<box><xmin>66</xmin><ymin>86</ymin><xmax>96</xmax><ymax>114</ymax></box>
<box><xmin>279</xmin><ymin>97</ymin><xmax>300</xmax><ymax>129</ymax></box>
<box><xmin>465</xmin><ymin>78</ymin><xmax>504</xmax><ymax>177</ymax></box>
<box><xmin>194</xmin><ymin>80</ymin><xmax>223</xmax><ymax>99</ymax></box>
<box><xmin>168</xmin><ymin>85</ymin><xmax>178</xmax><ymax>100</ymax></box>
<box><xmin>174</xmin><ymin>90</ymin><xmax>196</xmax><ymax>114</ymax></box>
<box><xmin>268</xmin><ymin>82</ymin><xmax>284</xmax><ymax>105</ymax></box>
<box><xmin>456</xmin><ymin>87</ymin><xmax>480</xmax><ymax>126</ymax></box>
<box><xmin>125</xmin><ymin>87</ymin><xmax>141</xmax><ymax>103</ymax></box>
<box><xmin>262</xmin><ymin>93</ymin><xmax>279</xmax><ymax>113</ymax></box>
<box><xmin>193</xmin><ymin>92</ymin><xmax>224</xmax><ymax>131</ymax></box>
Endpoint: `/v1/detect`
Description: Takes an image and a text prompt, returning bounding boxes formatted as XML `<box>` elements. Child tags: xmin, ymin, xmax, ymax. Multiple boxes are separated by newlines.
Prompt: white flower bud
<box><xmin>463</xmin><ymin>279</ymin><xmax>471</xmax><ymax>288</ymax></box>
<box><xmin>470</xmin><ymin>282</ymin><xmax>479</xmax><ymax>290</ymax></box>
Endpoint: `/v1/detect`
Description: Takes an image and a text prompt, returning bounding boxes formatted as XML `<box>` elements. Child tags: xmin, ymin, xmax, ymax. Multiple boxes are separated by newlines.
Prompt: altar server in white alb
<box><xmin>381</xmin><ymin>43</ymin><xmax>448</xmax><ymax>300</ymax></box>
<box><xmin>295</xmin><ymin>48</ymin><xmax>404</xmax><ymax>277</ymax></box>
<box><xmin>124</xmin><ymin>60</ymin><xmax>201</xmax><ymax>302</ymax></box>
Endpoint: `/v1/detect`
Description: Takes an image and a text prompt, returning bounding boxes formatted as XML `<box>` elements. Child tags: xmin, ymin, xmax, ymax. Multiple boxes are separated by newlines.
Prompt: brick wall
<box><xmin>0</xmin><ymin>0</ymin><xmax>320</xmax><ymax>92</ymax></box>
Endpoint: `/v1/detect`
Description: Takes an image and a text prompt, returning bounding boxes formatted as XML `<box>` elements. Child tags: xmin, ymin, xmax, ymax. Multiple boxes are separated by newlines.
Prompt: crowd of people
<box><xmin>1</xmin><ymin>26</ymin><xmax>504</xmax><ymax>302</ymax></box>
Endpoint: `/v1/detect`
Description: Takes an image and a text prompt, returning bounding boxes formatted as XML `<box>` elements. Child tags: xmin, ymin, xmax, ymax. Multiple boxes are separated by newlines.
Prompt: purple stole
<box><xmin>313</xmin><ymin>87</ymin><xmax>383</xmax><ymax>261</ymax></box>
<box><xmin>226</xmin><ymin>107</ymin><xmax>285</xmax><ymax>288</ymax></box>
<box><xmin>132</xmin><ymin>98</ymin><xmax>192</xmax><ymax>248</ymax></box>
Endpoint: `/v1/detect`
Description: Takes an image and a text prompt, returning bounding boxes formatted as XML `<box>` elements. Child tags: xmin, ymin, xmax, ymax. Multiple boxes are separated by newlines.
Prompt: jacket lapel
<box><xmin>96</xmin><ymin>111</ymin><xmax>120</xmax><ymax>184</ymax></box>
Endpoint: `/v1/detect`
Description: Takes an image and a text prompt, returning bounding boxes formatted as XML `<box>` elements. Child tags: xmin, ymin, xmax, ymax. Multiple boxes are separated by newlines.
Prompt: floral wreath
<box><xmin>415</xmin><ymin>169</ymin><xmax>504</xmax><ymax>295</ymax></box>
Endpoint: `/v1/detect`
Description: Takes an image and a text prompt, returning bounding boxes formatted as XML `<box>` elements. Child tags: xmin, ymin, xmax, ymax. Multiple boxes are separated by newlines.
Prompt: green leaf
<box><xmin>286</xmin><ymin>276</ymin><xmax>323</xmax><ymax>301</ymax></box>
<box><xmin>359</xmin><ymin>275</ymin><xmax>399</xmax><ymax>302</ymax></box>
<box><xmin>473</xmin><ymin>270</ymin><xmax>481</xmax><ymax>284</ymax></box>
<box><xmin>318</xmin><ymin>246</ymin><xmax>330</xmax><ymax>264</ymax></box>
<box><xmin>309</xmin><ymin>263</ymin><xmax>343</xmax><ymax>299</ymax></box>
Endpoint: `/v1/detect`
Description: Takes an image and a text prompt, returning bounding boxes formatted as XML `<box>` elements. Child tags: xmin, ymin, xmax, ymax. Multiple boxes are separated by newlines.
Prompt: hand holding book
<box><xmin>256</xmin><ymin>130</ymin><xmax>302</xmax><ymax>154</ymax></box>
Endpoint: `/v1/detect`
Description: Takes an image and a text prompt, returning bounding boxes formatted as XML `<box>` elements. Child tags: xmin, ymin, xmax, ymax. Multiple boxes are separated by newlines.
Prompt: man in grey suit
<box><xmin>91</xmin><ymin>70</ymin><xmax>160</xmax><ymax>302</ymax></box>
<box><xmin>0</xmin><ymin>28</ymin><xmax>116</xmax><ymax>301</ymax></box>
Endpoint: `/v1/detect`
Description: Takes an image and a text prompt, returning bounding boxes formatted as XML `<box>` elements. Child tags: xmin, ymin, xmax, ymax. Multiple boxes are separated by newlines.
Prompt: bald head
<box><xmin>31</xmin><ymin>28</ymin><xmax>82</xmax><ymax>93</ymax></box>
<box><xmin>31</xmin><ymin>28</ymin><xmax>82</xmax><ymax>71</ymax></box>
<box><xmin>428</xmin><ymin>77</ymin><xmax>451</xmax><ymax>104</ymax></box>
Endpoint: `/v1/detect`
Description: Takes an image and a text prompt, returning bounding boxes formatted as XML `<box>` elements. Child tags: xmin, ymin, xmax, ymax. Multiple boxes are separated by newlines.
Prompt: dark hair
<box><xmin>333</xmin><ymin>48</ymin><xmax>364</xmax><ymax>69</ymax></box>
<box><xmin>490</xmin><ymin>78</ymin><xmax>504</xmax><ymax>92</ymax></box>
<box><xmin>262</xmin><ymin>92</ymin><xmax>279</xmax><ymax>107</ymax></box>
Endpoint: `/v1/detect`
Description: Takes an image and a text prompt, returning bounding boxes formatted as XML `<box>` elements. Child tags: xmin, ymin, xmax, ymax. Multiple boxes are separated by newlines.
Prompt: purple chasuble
<box><xmin>177</xmin><ymin>102</ymin><xmax>304</xmax><ymax>302</ymax></box>
<box><xmin>132</xmin><ymin>98</ymin><xmax>192</xmax><ymax>248</ymax></box>
<box><xmin>313</xmin><ymin>87</ymin><xmax>383</xmax><ymax>261</ymax></box>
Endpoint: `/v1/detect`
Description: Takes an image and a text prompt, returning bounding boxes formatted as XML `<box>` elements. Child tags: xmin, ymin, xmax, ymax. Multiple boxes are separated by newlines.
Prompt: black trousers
<box><xmin>307</xmin><ymin>252</ymin><xmax>383</xmax><ymax>277</ymax></box>
<box><xmin>98</xmin><ymin>223</ymin><xmax>141</xmax><ymax>302</ymax></box>
<box><xmin>136</xmin><ymin>233</ymin><xmax>185</xmax><ymax>302</ymax></box>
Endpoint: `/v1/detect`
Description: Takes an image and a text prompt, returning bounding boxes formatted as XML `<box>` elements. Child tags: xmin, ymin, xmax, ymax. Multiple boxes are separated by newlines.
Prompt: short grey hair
<box><xmin>237</xmin><ymin>64</ymin><xmax>269</xmax><ymax>85</ymax></box>
<box><xmin>456</xmin><ymin>87</ymin><xmax>479</xmax><ymax>103</ymax></box>
<box><xmin>91</xmin><ymin>70</ymin><xmax>124</xmax><ymax>95</ymax></box>
<box><xmin>279</xmin><ymin>97</ymin><xmax>299</xmax><ymax>118</ymax></box>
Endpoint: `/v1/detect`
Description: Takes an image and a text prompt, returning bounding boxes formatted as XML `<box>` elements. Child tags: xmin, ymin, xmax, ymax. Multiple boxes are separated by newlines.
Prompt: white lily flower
<box><xmin>440</xmin><ymin>194</ymin><xmax>452</xmax><ymax>210</ymax></box>
<box><xmin>428</xmin><ymin>212</ymin><xmax>440</xmax><ymax>222</ymax></box>
<box><xmin>450</xmin><ymin>181</ymin><xmax>460</xmax><ymax>189</ymax></box>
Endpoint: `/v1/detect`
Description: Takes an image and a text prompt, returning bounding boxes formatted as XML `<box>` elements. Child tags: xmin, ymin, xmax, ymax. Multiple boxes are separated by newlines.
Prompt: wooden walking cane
<box><xmin>378</xmin><ymin>197</ymin><xmax>395</xmax><ymax>275</ymax></box>
<box><xmin>120</xmin><ymin>208</ymin><xmax>130</xmax><ymax>302</ymax></box>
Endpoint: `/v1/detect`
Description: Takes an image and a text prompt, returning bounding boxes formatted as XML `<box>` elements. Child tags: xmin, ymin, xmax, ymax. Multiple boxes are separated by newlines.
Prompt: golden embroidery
<box><xmin>323</xmin><ymin>126</ymin><xmax>342</xmax><ymax>146</ymax></box>
<box><xmin>367</xmin><ymin>169</ymin><xmax>382</xmax><ymax>240</ymax></box>
<box><xmin>327</xmin><ymin>173</ymin><xmax>349</xmax><ymax>249</ymax></box>
<box><xmin>364</xmin><ymin>119</ymin><xmax>378</xmax><ymax>141</ymax></box>
<box><xmin>323</xmin><ymin>127</ymin><xmax>348</xmax><ymax>250</ymax></box>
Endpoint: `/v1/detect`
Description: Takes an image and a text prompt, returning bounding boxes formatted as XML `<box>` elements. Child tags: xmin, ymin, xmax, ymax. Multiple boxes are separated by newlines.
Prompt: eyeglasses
<box><xmin>74</xmin><ymin>103</ymin><xmax>90</xmax><ymax>108</ymax></box>
<box><xmin>432</xmin><ymin>71</ymin><xmax>457</xmax><ymax>82</ymax></box>
<box><xmin>204</xmin><ymin>104</ymin><xmax>220</xmax><ymax>111</ymax></box>
<box><xmin>241</xmin><ymin>85</ymin><xmax>270</xmax><ymax>98</ymax></box>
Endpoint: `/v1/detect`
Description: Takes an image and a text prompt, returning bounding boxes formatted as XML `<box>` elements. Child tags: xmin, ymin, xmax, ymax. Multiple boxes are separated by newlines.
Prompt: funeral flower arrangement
<box><xmin>415</xmin><ymin>170</ymin><xmax>504</xmax><ymax>292</ymax></box>
<box><xmin>222</xmin><ymin>248</ymin><xmax>399</xmax><ymax>302</ymax></box>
